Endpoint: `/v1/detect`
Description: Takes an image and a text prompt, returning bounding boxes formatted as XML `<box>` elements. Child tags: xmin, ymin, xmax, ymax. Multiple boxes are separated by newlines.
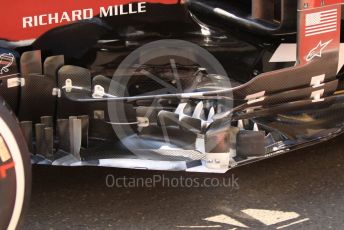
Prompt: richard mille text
<box><xmin>23</xmin><ymin>2</ymin><xmax>147</xmax><ymax>29</ymax></box>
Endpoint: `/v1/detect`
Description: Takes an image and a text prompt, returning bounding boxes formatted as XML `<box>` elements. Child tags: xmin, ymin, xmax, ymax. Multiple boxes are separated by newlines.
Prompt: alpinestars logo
<box><xmin>306</xmin><ymin>40</ymin><xmax>332</xmax><ymax>62</ymax></box>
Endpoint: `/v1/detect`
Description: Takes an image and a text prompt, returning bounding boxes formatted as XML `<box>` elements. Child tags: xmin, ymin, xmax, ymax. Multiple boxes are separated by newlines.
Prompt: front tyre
<box><xmin>0</xmin><ymin>99</ymin><xmax>31</xmax><ymax>230</ymax></box>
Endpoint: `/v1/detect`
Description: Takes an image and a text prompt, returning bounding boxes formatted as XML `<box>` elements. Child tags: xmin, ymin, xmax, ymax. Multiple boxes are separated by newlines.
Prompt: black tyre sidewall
<box><xmin>0</xmin><ymin>100</ymin><xmax>31</xmax><ymax>230</ymax></box>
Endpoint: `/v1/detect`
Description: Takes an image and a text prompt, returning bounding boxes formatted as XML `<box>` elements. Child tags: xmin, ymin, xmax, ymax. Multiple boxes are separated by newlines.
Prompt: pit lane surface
<box><xmin>23</xmin><ymin>135</ymin><xmax>344</xmax><ymax>229</ymax></box>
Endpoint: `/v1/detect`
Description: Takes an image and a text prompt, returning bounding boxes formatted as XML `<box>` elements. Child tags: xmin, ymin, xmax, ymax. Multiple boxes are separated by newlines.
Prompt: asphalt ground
<box><xmin>23</xmin><ymin>135</ymin><xmax>344</xmax><ymax>230</ymax></box>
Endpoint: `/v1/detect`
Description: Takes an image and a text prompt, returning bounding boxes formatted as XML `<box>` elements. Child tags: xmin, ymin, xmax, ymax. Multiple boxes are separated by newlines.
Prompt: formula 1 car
<box><xmin>0</xmin><ymin>0</ymin><xmax>344</xmax><ymax>227</ymax></box>
<box><xmin>1</xmin><ymin>0</ymin><xmax>344</xmax><ymax>172</ymax></box>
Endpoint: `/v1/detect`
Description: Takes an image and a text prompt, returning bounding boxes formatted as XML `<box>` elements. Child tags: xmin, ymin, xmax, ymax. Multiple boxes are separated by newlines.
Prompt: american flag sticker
<box><xmin>305</xmin><ymin>8</ymin><xmax>338</xmax><ymax>37</ymax></box>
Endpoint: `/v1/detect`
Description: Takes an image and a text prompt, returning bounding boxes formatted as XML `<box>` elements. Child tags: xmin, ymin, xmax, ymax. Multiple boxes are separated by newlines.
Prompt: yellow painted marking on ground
<box><xmin>241</xmin><ymin>209</ymin><xmax>299</xmax><ymax>226</ymax></box>
<box><xmin>176</xmin><ymin>225</ymin><xmax>222</xmax><ymax>228</ymax></box>
<box><xmin>276</xmin><ymin>218</ymin><xmax>310</xmax><ymax>229</ymax></box>
<box><xmin>204</xmin><ymin>214</ymin><xmax>249</xmax><ymax>228</ymax></box>
<box><xmin>0</xmin><ymin>135</ymin><xmax>11</xmax><ymax>162</ymax></box>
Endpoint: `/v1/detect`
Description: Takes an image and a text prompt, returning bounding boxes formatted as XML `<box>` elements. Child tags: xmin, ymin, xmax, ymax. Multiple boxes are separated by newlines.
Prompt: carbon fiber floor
<box><xmin>134</xmin><ymin>149</ymin><xmax>205</xmax><ymax>161</ymax></box>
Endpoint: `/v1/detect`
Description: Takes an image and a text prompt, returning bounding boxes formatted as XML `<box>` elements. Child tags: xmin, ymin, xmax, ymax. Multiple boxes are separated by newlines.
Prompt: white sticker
<box><xmin>7</xmin><ymin>78</ymin><xmax>20</xmax><ymax>88</ymax></box>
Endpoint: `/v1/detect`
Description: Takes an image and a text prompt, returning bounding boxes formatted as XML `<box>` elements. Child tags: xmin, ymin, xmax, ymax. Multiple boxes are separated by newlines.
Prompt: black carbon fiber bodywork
<box><xmin>0</xmin><ymin>1</ymin><xmax>344</xmax><ymax>172</ymax></box>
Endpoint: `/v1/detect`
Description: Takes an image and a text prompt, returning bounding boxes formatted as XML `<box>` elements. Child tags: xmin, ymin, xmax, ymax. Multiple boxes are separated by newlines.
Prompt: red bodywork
<box><xmin>0</xmin><ymin>0</ymin><xmax>343</xmax><ymax>41</ymax></box>
<box><xmin>298</xmin><ymin>0</ymin><xmax>342</xmax><ymax>65</ymax></box>
<box><xmin>1</xmin><ymin>0</ymin><xmax>179</xmax><ymax>41</ymax></box>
